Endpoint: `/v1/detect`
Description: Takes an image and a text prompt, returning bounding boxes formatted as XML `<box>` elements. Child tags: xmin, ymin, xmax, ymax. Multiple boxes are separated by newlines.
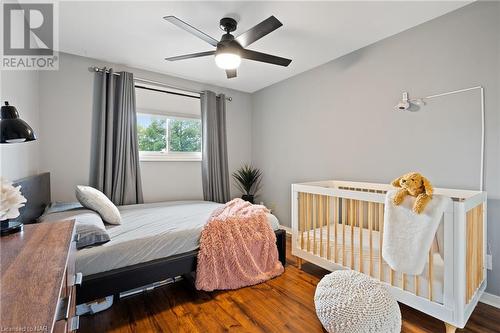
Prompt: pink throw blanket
<box><xmin>195</xmin><ymin>198</ymin><xmax>284</xmax><ymax>291</ymax></box>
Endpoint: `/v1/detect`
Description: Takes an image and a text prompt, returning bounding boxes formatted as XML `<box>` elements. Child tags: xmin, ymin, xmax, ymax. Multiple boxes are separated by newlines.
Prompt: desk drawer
<box><xmin>54</xmin><ymin>286</ymin><xmax>79</xmax><ymax>333</ymax></box>
<box><xmin>54</xmin><ymin>236</ymin><xmax>80</xmax><ymax>333</ymax></box>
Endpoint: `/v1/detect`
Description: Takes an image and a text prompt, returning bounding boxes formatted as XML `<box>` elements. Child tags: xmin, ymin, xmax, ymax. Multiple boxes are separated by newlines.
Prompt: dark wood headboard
<box><xmin>13</xmin><ymin>173</ymin><xmax>51</xmax><ymax>224</ymax></box>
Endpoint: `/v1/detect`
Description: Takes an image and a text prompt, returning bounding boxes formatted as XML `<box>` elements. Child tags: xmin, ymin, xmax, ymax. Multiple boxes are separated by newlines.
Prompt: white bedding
<box><xmin>54</xmin><ymin>201</ymin><xmax>279</xmax><ymax>276</ymax></box>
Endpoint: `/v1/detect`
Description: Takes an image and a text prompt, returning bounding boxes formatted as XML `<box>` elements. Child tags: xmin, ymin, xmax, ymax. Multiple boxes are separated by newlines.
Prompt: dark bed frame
<box><xmin>77</xmin><ymin>229</ymin><xmax>286</xmax><ymax>303</ymax></box>
<box><xmin>16</xmin><ymin>173</ymin><xmax>287</xmax><ymax>304</ymax></box>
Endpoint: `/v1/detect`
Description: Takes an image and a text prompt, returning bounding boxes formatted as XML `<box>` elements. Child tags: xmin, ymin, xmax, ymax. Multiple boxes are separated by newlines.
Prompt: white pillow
<box><xmin>75</xmin><ymin>186</ymin><xmax>121</xmax><ymax>225</ymax></box>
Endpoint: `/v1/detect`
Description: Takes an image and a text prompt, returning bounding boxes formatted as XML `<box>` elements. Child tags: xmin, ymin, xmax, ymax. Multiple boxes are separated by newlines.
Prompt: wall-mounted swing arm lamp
<box><xmin>394</xmin><ymin>86</ymin><xmax>485</xmax><ymax>191</ymax></box>
<box><xmin>0</xmin><ymin>101</ymin><xmax>36</xmax><ymax>143</ymax></box>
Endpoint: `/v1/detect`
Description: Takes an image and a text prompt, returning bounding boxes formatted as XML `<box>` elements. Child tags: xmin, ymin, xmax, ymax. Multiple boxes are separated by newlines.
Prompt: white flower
<box><xmin>0</xmin><ymin>178</ymin><xmax>27</xmax><ymax>221</ymax></box>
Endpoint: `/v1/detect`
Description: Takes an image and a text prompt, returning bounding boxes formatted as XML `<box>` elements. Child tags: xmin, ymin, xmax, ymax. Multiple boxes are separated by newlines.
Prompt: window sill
<box><xmin>139</xmin><ymin>154</ymin><xmax>202</xmax><ymax>162</ymax></box>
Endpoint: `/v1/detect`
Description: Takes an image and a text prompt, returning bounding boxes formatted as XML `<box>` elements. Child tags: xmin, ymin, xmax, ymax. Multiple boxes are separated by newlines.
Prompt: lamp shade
<box><xmin>0</xmin><ymin>102</ymin><xmax>36</xmax><ymax>143</ymax></box>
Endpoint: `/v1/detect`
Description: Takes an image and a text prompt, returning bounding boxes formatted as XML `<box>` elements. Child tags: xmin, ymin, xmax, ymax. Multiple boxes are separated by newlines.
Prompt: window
<box><xmin>137</xmin><ymin>113</ymin><xmax>202</xmax><ymax>161</ymax></box>
<box><xmin>136</xmin><ymin>84</ymin><xmax>202</xmax><ymax>161</ymax></box>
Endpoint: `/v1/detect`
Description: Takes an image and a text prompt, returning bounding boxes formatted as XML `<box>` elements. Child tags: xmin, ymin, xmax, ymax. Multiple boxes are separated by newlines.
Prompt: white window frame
<box><xmin>137</xmin><ymin>111</ymin><xmax>202</xmax><ymax>162</ymax></box>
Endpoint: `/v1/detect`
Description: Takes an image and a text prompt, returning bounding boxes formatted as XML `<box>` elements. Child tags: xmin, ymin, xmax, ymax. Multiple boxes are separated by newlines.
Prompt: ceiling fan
<box><xmin>163</xmin><ymin>15</ymin><xmax>292</xmax><ymax>79</ymax></box>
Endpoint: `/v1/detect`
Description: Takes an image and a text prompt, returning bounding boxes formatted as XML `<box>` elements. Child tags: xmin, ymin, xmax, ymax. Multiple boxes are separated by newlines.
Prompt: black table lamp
<box><xmin>0</xmin><ymin>101</ymin><xmax>36</xmax><ymax>143</ymax></box>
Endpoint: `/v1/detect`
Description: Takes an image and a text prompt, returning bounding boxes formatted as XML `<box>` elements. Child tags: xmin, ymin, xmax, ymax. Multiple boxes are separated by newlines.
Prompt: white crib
<box><xmin>291</xmin><ymin>180</ymin><xmax>487</xmax><ymax>332</ymax></box>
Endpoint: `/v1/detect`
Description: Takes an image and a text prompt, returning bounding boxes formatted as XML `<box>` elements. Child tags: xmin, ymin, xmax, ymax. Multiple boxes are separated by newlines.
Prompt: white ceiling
<box><xmin>59</xmin><ymin>1</ymin><xmax>470</xmax><ymax>93</ymax></box>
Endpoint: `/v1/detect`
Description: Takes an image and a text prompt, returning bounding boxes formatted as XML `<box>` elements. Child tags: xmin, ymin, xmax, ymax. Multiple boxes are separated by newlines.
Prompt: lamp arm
<box><xmin>409</xmin><ymin>86</ymin><xmax>485</xmax><ymax>191</ymax></box>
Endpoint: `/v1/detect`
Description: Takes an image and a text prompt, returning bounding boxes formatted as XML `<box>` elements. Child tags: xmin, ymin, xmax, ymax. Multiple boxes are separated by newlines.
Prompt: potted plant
<box><xmin>232</xmin><ymin>165</ymin><xmax>262</xmax><ymax>204</ymax></box>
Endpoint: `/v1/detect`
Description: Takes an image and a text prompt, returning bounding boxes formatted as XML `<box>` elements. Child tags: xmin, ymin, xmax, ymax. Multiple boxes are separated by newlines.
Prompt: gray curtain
<box><xmin>90</xmin><ymin>69</ymin><xmax>143</xmax><ymax>205</ymax></box>
<box><xmin>201</xmin><ymin>91</ymin><xmax>230</xmax><ymax>203</ymax></box>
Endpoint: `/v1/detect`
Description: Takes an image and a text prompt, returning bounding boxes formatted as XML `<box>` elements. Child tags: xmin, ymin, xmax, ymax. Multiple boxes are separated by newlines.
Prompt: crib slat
<box><xmin>378</xmin><ymin>203</ymin><xmax>384</xmax><ymax>282</ymax></box>
<box><xmin>415</xmin><ymin>275</ymin><xmax>419</xmax><ymax>296</ymax></box>
<box><xmin>342</xmin><ymin>198</ymin><xmax>346</xmax><ymax>266</ymax></box>
<box><xmin>470</xmin><ymin>208</ymin><xmax>474</xmax><ymax>302</ymax></box>
<box><xmin>359</xmin><ymin>200</ymin><xmax>363</xmax><ymax>273</ymax></box>
<box><xmin>313</xmin><ymin>195</ymin><xmax>317</xmax><ymax>255</ymax></box>
<box><xmin>466</xmin><ymin>205</ymin><xmax>484</xmax><ymax>304</ymax></box>
<box><xmin>334</xmin><ymin>197</ymin><xmax>339</xmax><ymax>263</ymax></box>
<box><xmin>326</xmin><ymin>196</ymin><xmax>331</xmax><ymax>260</ymax></box>
<box><xmin>465</xmin><ymin>211</ymin><xmax>472</xmax><ymax>303</ymax></box>
<box><xmin>472</xmin><ymin>207</ymin><xmax>476</xmax><ymax>300</ymax></box>
<box><xmin>466</xmin><ymin>209</ymin><xmax>471</xmax><ymax>301</ymax></box>
<box><xmin>298</xmin><ymin>192</ymin><xmax>301</xmax><ymax>248</ymax></box>
<box><xmin>306</xmin><ymin>193</ymin><xmax>311</xmax><ymax>252</ymax></box>
<box><xmin>319</xmin><ymin>195</ymin><xmax>323</xmax><ymax>257</ymax></box>
<box><xmin>478</xmin><ymin>205</ymin><xmax>484</xmax><ymax>291</ymax></box>
<box><xmin>475</xmin><ymin>206</ymin><xmax>479</xmax><ymax>299</ymax></box>
<box><xmin>469</xmin><ymin>207</ymin><xmax>477</xmax><ymax>300</ymax></box>
<box><xmin>477</xmin><ymin>205</ymin><xmax>483</xmax><ymax>298</ymax></box>
<box><xmin>477</xmin><ymin>206</ymin><xmax>481</xmax><ymax>295</ymax></box>
<box><xmin>402</xmin><ymin>273</ymin><xmax>406</xmax><ymax>291</ymax></box>
<box><xmin>428</xmin><ymin>250</ymin><xmax>434</xmax><ymax>301</ymax></box>
<box><xmin>368</xmin><ymin>202</ymin><xmax>373</xmax><ymax>276</ymax></box>
<box><xmin>300</xmin><ymin>192</ymin><xmax>304</xmax><ymax>250</ymax></box>
<box><xmin>472</xmin><ymin>207</ymin><xmax>476</xmax><ymax>298</ymax></box>
<box><xmin>465</xmin><ymin>211</ymin><xmax>471</xmax><ymax>303</ymax></box>
<box><xmin>350</xmin><ymin>199</ymin><xmax>355</xmax><ymax>270</ymax></box>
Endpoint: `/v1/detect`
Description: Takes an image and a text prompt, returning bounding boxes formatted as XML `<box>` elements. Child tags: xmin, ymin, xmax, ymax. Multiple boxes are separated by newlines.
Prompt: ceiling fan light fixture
<box><xmin>164</xmin><ymin>15</ymin><xmax>292</xmax><ymax>78</ymax></box>
<box><xmin>214</xmin><ymin>52</ymin><xmax>241</xmax><ymax>70</ymax></box>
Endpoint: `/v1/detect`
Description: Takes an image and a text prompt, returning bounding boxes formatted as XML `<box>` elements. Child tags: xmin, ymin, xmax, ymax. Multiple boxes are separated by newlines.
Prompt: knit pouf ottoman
<box><xmin>314</xmin><ymin>270</ymin><xmax>401</xmax><ymax>333</ymax></box>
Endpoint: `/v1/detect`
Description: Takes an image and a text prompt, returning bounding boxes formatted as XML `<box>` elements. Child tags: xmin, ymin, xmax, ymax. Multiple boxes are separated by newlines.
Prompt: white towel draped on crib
<box><xmin>382</xmin><ymin>190</ymin><xmax>451</xmax><ymax>275</ymax></box>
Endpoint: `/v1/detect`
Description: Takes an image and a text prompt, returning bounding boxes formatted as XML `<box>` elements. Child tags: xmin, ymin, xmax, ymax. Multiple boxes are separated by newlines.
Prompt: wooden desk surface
<box><xmin>1</xmin><ymin>221</ymin><xmax>75</xmax><ymax>332</ymax></box>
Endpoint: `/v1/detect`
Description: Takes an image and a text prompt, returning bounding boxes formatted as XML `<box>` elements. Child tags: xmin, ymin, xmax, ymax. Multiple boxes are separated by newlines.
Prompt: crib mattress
<box><xmin>300</xmin><ymin>225</ymin><xmax>445</xmax><ymax>304</ymax></box>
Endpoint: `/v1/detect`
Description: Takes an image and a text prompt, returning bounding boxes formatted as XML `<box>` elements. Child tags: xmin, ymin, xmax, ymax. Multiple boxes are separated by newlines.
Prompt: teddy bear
<box><xmin>391</xmin><ymin>172</ymin><xmax>433</xmax><ymax>214</ymax></box>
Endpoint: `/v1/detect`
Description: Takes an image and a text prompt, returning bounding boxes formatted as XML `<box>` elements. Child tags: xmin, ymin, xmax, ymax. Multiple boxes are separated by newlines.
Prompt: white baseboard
<box><xmin>480</xmin><ymin>292</ymin><xmax>500</xmax><ymax>309</ymax></box>
<box><xmin>279</xmin><ymin>225</ymin><xmax>292</xmax><ymax>235</ymax></box>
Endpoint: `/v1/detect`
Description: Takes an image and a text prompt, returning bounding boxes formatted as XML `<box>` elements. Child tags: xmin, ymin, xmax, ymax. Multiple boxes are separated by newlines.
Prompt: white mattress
<box><xmin>302</xmin><ymin>225</ymin><xmax>445</xmax><ymax>304</ymax></box>
<box><xmin>73</xmin><ymin>201</ymin><xmax>280</xmax><ymax>276</ymax></box>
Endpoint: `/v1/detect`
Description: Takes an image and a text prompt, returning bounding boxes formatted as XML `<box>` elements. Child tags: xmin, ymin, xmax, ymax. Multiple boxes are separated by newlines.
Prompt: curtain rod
<box><xmin>135</xmin><ymin>84</ymin><xmax>200</xmax><ymax>100</ymax></box>
<box><xmin>88</xmin><ymin>66</ymin><xmax>232</xmax><ymax>101</ymax></box>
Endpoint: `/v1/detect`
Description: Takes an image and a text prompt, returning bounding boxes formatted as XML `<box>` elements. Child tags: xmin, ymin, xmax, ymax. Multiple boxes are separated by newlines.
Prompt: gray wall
<box><xmin>251</xmin><ymin>2</ymin><xmax>500</xmax><ymax>295</ymax></box>
<box><xmin>0</xmin><ymin>71</ymin><xmax>40</xmax><ymax>180</ymax></box>
<box><xmin>38</xmin><ymin>52</ymin><xmax>253</xmax><ymax>202</ymax></box>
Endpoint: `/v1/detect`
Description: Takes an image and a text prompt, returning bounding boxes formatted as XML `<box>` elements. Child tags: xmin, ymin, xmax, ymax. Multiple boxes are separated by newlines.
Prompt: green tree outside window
<box><xmin>137</xmin><ymin>115</ymin><xmax>201</xmax><ymax>153</ymax></box>
<box><xmin>137</xmin><ymin>118</ymin><xmax>166</xmax><ymax>151</ymax></box>
<box><xmin>169</xmin><ymin>119</ymin><xmax>201</xmax><ymax>152</ymax></box>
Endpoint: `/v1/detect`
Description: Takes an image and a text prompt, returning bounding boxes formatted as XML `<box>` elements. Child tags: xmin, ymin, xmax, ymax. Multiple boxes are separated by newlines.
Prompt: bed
<box><xmin>15</xmin><ymin>173</ymin><xmax>286</xmax><ymax>304</ymax></box>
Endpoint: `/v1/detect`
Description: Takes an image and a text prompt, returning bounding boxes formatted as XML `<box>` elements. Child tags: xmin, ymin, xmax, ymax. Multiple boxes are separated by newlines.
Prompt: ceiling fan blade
<box><xmin>226</xmin><ymin>69</ymin><xmax>237</xmax><ymax>79</ymax></box>
<box><xmin>165</xmin><ymin>50</ymin><xmax>215</xmax><ymax>61</ymax></box>
<box><xmin>235</xmin><ymin>16</ymin><xmax>283</xmax><ymax>48</ymax></box>
<box><xmin>240</xmin><ymin>49</ymin><xmax>292</xmax><ymax>67</ymax></box>
<box><xmin>164</xmin><ymin>16</ymin><xmax>219</xmax><ymax>47</ymax></box>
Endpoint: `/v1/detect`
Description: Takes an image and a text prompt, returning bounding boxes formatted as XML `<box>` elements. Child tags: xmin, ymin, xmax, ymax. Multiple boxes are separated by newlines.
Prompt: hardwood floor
<box><xmin>80</xmin><ymin>237</ymin><xmax>500</xmax><ymax>333</ymax></box>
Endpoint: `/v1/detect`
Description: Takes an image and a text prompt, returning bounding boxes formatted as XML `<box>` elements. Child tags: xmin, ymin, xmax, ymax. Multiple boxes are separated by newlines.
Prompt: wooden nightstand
<box><xmin>0</xmin><ymin>220</ymin><xmax>80</xmax><ymax>333</ymax></box>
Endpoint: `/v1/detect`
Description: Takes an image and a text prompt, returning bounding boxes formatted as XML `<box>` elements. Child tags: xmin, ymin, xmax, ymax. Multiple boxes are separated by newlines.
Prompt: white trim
<box><xmin>480</xmin><ymin>292</ymin><xmax>500</xmax><ymax>309</ymax></box>
<box><xmin>280</xmin><ymin>225</ymin><xmax>292</xmax><ymax>235</ymax></box>
<box><xmin>139</xmin><ymin>152</ymin><xmax>202</xmax><ymax>162</ymax></box>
